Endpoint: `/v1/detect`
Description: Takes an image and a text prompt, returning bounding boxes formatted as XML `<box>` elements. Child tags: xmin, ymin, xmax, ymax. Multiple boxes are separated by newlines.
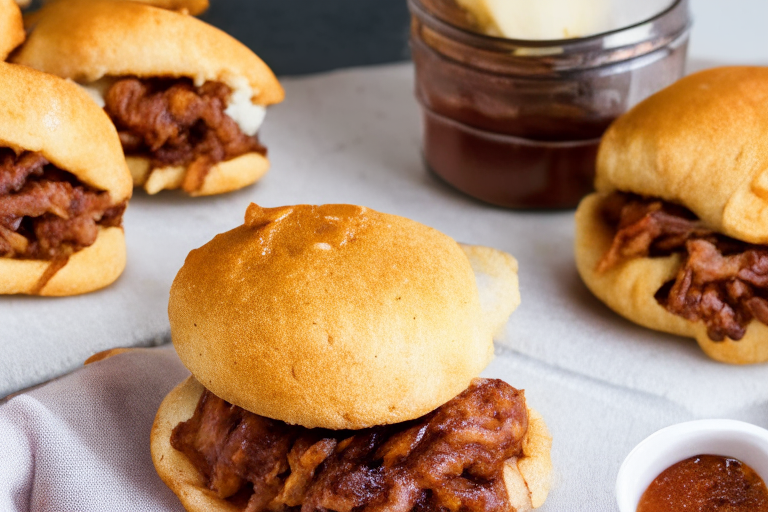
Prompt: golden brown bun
<box><xmin>23</xmin><ymin>0</ymin><xmax>208</xmax><ymax>29</ymax></box>
<box><xmin>128</xmin><ymin>153</ymin><xmax>270</xmax><ymax>196</ymax></box>
<box><xmin>0</xmin><ymin>227</ymin><xmax>127</xmax><ymax>296</ymax></box>
<box><xmin>596</xmin><ymin>67</ymin><xmax>768</xmax><ymax>245</ymax></box>
<box><xmin>151</xmin><ymin>377</ymin><xmax>551</xmax><ymax>512</ymax></box>
<box><xmin>0</xmin><ymin>0</ymin><xmax>24</xmax><ymax>59</ymax></box>
<box><xmin>169</xmin><ymin>203</ymin><xmax>519</xmax><ymax>430</ymax></box>
<box><xmin>0</xmin><ymin>61</ymin><xmax>132</xmax><ymax>203</ymax></box>
<box><xmin>14</xmin><ymin>0</ymin><xmax>283</xmax><ymax>106</ymax></box>
<box><xmin>575</xmin><ymin>193</ymin><xmax>768</xmax><ymax>364</ymax></box>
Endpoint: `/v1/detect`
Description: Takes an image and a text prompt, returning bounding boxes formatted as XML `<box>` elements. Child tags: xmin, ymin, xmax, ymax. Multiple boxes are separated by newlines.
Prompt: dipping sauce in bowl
<box><xmin>616</xmin><ymin>421</ymin><xmax>768</xmax><ymax>512</ymax></box>
<box><xmin>637</xmin><ymin>455</ymin><xmax>768</xmax><ymax>512</ymax></box>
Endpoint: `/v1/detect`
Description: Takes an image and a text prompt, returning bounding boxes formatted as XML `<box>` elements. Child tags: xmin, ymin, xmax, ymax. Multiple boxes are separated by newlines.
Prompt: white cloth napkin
<box><xmin>0</xmin><ymin>347</ymin><xmax>187</xmax><ymax>512</ymax></box>
<box><xmin>3</xmin><ymin>345</ymin><xmax>767</xmax><ymax>512</ymax></box>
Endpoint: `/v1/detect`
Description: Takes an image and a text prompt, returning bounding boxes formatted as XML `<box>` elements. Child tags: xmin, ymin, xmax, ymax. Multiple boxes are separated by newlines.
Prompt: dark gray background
<box><xmin>27</xmin><ymin>0</ymin><xmax>412</xmax><ymax>76</ymax></box>
<box><xmin>199</xmin><ymin>1</ymin><xmax>411</xmax><ymax>76</ymax></box>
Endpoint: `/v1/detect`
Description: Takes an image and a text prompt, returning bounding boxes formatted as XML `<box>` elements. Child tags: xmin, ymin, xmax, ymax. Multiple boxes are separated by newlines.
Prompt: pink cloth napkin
<box><xmin>0</xmin><ymin>347</ymin><xmax>187</xmax><ymax>512</ymax></box>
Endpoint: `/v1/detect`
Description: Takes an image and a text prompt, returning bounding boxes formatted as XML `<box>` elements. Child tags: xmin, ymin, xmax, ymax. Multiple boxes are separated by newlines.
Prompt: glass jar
<box><xmin>409</xmin><ymin>0</ymin><xmax>691</xmax><ymax>209</ymax></box>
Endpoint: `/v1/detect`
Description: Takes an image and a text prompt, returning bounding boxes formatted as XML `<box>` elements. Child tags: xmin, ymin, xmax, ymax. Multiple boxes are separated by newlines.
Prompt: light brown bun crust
<box><xmin>102</xmin><ymin>0</ymin><xmax>209</xmax><ymax>15</ymax></box>
<box><xmin>23</xmin><ymin>0</ymin><xmax>209</xmax><ymax>29</ymax></box>
<box><xmin>128</xmin><ymin>152</ymin><xmax>270</xmax><ymax>196</ymax></box>
<box><xmin>575</xmin><ymin>193</ymin><xmax>768</xmax><ymax>364</ymax></box>
<box><xmin>0</xmin><ymin>227</ymin><xmax>127</xmax><ymax>296</ymax></box>
<box><xmin>0</xmin><ymin>61</ymin><xmax>132</xmax><ymax>203</ymax></box>
<box><xmin>170</xmin><ymin>204</ymin><xmax>503</xmax><ymax>430</ymax></box>
<box><xmin>0</xmin><ymin>0</ymin><xmax>24</xmax><ymax>59</ymax></box>
<box><xmin>151</xmin><ymin>377</ymin><xmax>552</xmax><ymax>512</ymax></box>
<box><xmin>14</xmin><ymin>0</ymin><xmax>283</xmax><ymax>105</ymax></box>
<box><xmin>596</xmin><ymin>66</ymin><xmax>768</xmax><ymax>245</ymax></box>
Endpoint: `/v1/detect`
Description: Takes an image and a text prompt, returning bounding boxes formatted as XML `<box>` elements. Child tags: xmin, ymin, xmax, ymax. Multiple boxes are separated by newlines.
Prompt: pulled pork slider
<box><xmin>0</xmin><ymin>0</ymin><xmax>24</xmax><ymax>59</ymax></box>
<box><xmin>0</xmin><ymin>62</ymin><xmax>132</xmax><ymax>296</ymax></box>
<box><xmin>576</xmin><ymin>66</ymin><xmax>768</xmax><ymax>365</ymax></box>
<box><xmin>14</xmin><ymin>0</ymin><xmax>283</xmax><ymax>196</ymax></box>
<box><xmin>152</xmin><ymin>203</ymin><xmax>552</xmax><ymax>512</ymax></box>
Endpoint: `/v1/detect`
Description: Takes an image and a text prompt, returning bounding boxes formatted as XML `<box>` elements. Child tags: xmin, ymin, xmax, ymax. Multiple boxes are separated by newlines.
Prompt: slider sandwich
<box><xmin>576</xmin><ymin>67</ymin><xmax>768</xmax><ymax>364</ymax></box>
<box><xmin>152</xmin><ymin>203</ymin><xmax>552</xmax><ymax>511</ymax></box>
<box><xmin>15</xmin><ymin>0</ymin><xmax>283</xmax><ymax>196</ymax></box>
<box><xmin>0</xmin><ymin>62</ymin><xmax>132</xmax><ymax>296</ymax></box>
<box><xmin>0</xmin><ymin>0</ymin><xmax>23</xmax><ymax>60</ymax></box>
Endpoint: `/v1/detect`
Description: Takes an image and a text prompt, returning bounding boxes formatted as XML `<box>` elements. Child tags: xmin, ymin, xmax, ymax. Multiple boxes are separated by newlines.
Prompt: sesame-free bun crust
<box><xmin>0</xmin><ymin>61</ymin><xmax>132</xmax><ymax>203</ymax></box>
<box><xmin>23</xmin><ymin>0</ymin><xmax>208</xmax><ymax>28</ymax></box>
<box><xmin>0</xmin><ymin>0</ymin><xmax>24</xmax><ymax>59</ymax></box>
<box><xmin>15</xmin><ymin>0</ymin><xmax>283</xmax><ymax>105</ymax></box>
<box><xmin>151</xmin><ymin>377</ymin><xmax>551</xmax><ymax>512</ymax></box>
<box><xmin>596</xmin><ymin>67</ymin><xmax>768</xmax><ymax>245</ymax></box>
<box><xmin>94</xmin><ymin>0</ymin><xmax>208</xmax><ymax>15</ymax></box>
<box><xmin>169</xmin><ymin>204</ymin><xmax>519</xmax><ymax>430</ymax></box>
<box><xmin>132</xmin><ymin>0</ymin><xmax>208</xmax><ymax>15</ymax></box>
<box><xmin>0</xmin><ymin>227</ymin><xmax>126</xmax><ymax>296</ymax></box>
<box><xmin>128</xmin><ymin>152</ymin><xmax>269</xmax><ymax>196</ymax></box>
<box><xmin>575</xmin><ymin>193</ymin><xmax>768</xmax><ymax>364</ymax></box>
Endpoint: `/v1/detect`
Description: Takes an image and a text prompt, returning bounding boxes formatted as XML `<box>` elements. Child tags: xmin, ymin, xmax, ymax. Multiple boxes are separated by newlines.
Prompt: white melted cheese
<box><xmin>76</xmin><ymin>78</ymin><xmax>114</xmax><ymax>109</ymax></box>
<box><xmin>224</xmin><ymin>83</ymin><xmax>267</xmax><ymax>136</ymax></box>
<box><xmin>75</xmin><ymin>77</ymin><xmax>267</xmax><ymax>136</ymax></box>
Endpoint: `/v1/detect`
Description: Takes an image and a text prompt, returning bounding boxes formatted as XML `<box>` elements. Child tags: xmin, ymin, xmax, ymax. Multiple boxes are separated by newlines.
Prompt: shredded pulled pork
<box><xmin>104</xmin><ymin>78</ymin><xmax>266</xmax><ymax>193</ymax></box>
<box><xmin>171</xmin><ymin>379</ymin><xmax>529</xmax><ymax>512</ymax></box>
<box><xmin>597</xmin><ymin>192</ymin><xmax>768</xmax><ymax>341</ymax></box>
<box><xmin>0</xmin><ymin>148</ymin><xmax>125</xmax><ymax>261</ymax></box>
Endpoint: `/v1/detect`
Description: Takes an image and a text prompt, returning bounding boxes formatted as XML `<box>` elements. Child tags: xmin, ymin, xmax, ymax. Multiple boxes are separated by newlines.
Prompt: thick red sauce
<box><xmin>637</xmin><ymin>455</ymin><xmax>768</xmax><ymax>512</ymax></box>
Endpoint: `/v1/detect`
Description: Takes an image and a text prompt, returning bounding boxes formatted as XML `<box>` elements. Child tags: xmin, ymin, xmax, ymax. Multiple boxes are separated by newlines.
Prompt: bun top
<box><xmin>121</xmin><ymin>0</ymin><xmax>209</xmax><ymax>15</ymax></box>
<box><xmin>596</xmin><ymin>66</ymin><xmax>768</xmax><ymax>244</ymax></box>
<box><xmin>14</xmin><ymin>0</ymin><xmax>283</xmax><ymax>105</ymax></box>
<box><xmin>169</xmin><ymin>203</ymin><xmax>505</xmax><ymax>430</ymax></box>
<box><xmin>0</xmin><ymin>62</ymin><xmax>132</xmax><ymax>202</ymax></box>
<box><xmin>0</xmin><ymin>0</ymin><xmax>24</xmax><ymax>60</ymax></box>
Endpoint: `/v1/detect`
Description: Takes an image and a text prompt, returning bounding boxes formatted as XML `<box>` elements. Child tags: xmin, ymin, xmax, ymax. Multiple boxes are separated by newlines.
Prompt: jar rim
<box><xmin>408</xmin><ymin>0</ymin><xmax>691</xmax><ymax>55</ymax></box>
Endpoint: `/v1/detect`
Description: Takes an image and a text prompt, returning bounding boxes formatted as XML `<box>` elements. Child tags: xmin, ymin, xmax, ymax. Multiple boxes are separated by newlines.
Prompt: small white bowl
<box><xmin>616</xmin><ymin>419</ymin><xmax>768</xmax><ymax>512</ymax></box>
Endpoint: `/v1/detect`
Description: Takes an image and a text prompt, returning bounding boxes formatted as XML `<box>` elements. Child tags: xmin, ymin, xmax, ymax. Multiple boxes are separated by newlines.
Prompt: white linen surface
<box><xmin>4</xmin><ymin>61</ymin><xmax>768</xmax><ymax>413</ymax></box>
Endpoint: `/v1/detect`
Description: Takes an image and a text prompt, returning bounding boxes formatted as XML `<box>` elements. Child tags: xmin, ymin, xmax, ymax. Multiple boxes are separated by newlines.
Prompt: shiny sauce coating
<box><xmin>172</xmin><ymin>378</ymin><xmax>529</xmax><ymax>512</ymax></box>
<box><xmin>637</xmin><ymin>455</ymin><xmax>768</xmax><ymax>512</ymax></box>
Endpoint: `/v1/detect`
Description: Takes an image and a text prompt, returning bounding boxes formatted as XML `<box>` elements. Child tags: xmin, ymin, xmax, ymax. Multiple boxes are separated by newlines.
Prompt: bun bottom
<box><xmin>0</xmin><ymin>226</ymin><xmax>126</xmax><ymax>296</ymax></box>
<box><xmin>151</xmin><ymin>377</ymin><xmax>552</xmax><ymax>512</ymax></box>
<box><xmin>575</xmin><ymin>192</ymin><xmax>768</xmax><ymax>364</ymax></box>
<box><xmin>127</xmin><ymin>152</ymin><xmax>269</xmax><ymax>197</ymax></box>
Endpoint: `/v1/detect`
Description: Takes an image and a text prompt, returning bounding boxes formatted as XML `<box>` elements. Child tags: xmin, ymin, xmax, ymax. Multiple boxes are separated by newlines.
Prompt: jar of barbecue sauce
<box><xmin>408</xmin><ymin>0</ymin><xmax>691</xmax><ymax>208</ymax></box>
